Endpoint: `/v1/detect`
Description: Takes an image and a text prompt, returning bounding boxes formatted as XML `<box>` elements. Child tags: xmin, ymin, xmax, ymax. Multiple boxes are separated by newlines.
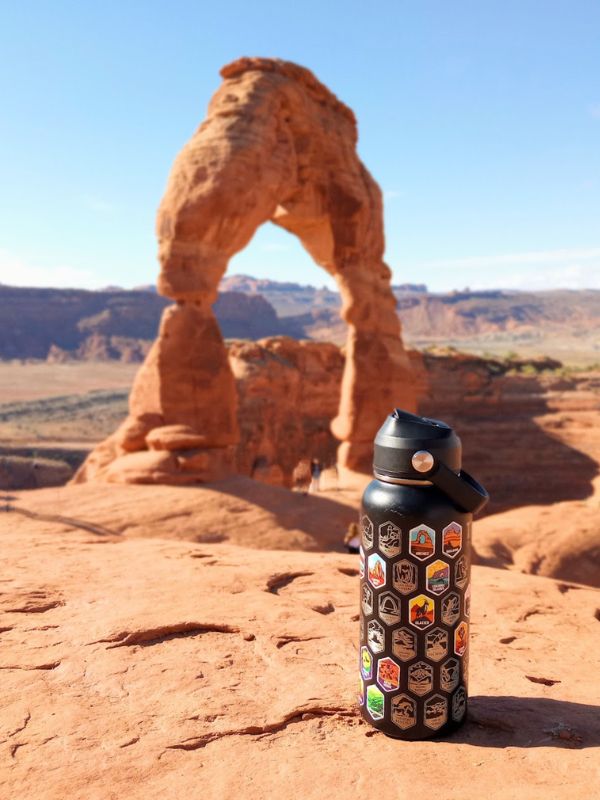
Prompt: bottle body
<box><xmin>359</xmin><ymin>478</ymin><xmax>472</xmax><ymax>739</ymax></box>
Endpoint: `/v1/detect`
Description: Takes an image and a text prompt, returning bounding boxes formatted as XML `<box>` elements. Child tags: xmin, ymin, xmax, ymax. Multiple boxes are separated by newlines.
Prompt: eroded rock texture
<box><xmin>77</xmin><ymin>57</ymin><xmax>413</xmax><ymax>484</ymax></box>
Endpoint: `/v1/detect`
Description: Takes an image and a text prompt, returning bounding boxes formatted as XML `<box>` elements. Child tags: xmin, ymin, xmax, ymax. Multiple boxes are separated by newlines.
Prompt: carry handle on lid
<box><xmin>427</xmin><ymin>457</ymin><xmax>489</xmax><ymax>514</ymax></box>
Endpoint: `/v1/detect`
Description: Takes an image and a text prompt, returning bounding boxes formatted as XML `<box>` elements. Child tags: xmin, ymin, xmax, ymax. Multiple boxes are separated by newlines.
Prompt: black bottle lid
<box><xmin>373</xmin><ymin>409</ymin><xmax>489</xmax><ymax>514</ymax></box>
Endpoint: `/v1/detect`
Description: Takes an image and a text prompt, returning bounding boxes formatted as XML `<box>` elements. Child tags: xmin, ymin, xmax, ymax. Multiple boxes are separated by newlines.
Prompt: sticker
<box><xmin>360</xmin><ymin>645</ymin><xmax>373</xmax><ymax>680</ymax></box>
<box><xmin>377</xmin><ymin>657</ymin><xmax>401</xmax><ymax>692</ymax></box>
<box><xmin>378</xmin><ymin>521</ymin><xmax>401</xmax><ymax>558</ymax></box>
<box><xmin>378</xmin><ymin>591</ymin><xmax>400</xmax><ymax>625</ymax></box>
<box><xmin>359</xmin><ymin>546</ymin><xmax>365</xmax><ymax>578</ymax></box>
<box><xmin>361</xmin><ymin>583</ymin><xmax>373</xmax><ymax>616</ymax></box>
<box><xmin>407</xmin><ymin>661</ymin><xmax>433</xmax><ymax>696</ymax></box>
<box><xmin>409</xmin><ymin>524</ymin><xmax>435</xmax><ymax>561</ymax></box>
<box><xmin>464</xmin><ymin>584</ymin><xmax>471</xmax><ymax>618</ymax></box>
<box><xmin>391</xmin><ymin>694</ymin><xmax>416</xmax><ymax>730</ymax></box>
<box><xmin>440</xmin><ymin>658</ymin><xmax>460</xmax><ymax>692</ymax></box>
<box><xmin>367</xmin><ymin>619</ymin><xmax>385</xmax><ymax>654</ymax></box>
<box><xmin>452</xmin><ymin>686</ymin><xmax>467</xmax><ymax>722</ymax></box>
<box><xmin>366</xmin><ymin>684</ymin><xmax>384</xmax><ymax>720</ymax></box>
<box><xmin>455</xmin><ymin>555</ymin><xmax>468</xmax><ymax>589</ymax></box>
<box><xmin>425</xmin><ymin>628</ymin><xmax>448</xmax><ymax>661</ymax></box>
<box><xmin>361</xmin><ymin>515</ymin><xmax>374</xmax><ymax>550</ymax></box>
<box><xmin>367</xmin><ymin>553</ymin><xmax>386</xmax><ymax>589</ymax></box>
<box><xmin>442</xmin><ymin>521</ymin><xmax>462</xmax><ymax>558</ymax></box>
<box><xmin>392</xmin><ymin>627</ymin><xmax>416</xmax><ymax>661</ymax></box>
<box><xmin>393</xmin><ymin>560</ymin><xmax>417</xmax><ymax>595</ymax></box>
<box><xmin>424</xmin><ymin>694</ymin><xmax>448</xmax><ymax>730</ymax></box>
<box><xmin>409</xmin><ymin>594</ymin><xmax>435</xmax><ymax>629</ymax></box>
<box><xmin>358</xmin><ymin>677</ymin><xmax>364</xmax><ymax>706</ymax></box>
<box><xmin>441</xmin><ymin>593</ymin><xmax>460</xmax><ymax>626</ymax></box>
<box><xmin>454</xmin><ymin>621</ymin><xmax>468</xmax><ymax>657</ymax></box>
<box><xmin>426</xmin><ymin>559</ymin><xmax>450</xmax><ymax>596</ymax></box>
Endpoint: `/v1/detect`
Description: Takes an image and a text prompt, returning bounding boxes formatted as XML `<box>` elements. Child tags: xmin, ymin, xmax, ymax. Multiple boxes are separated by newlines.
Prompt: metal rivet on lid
<box><xmin>412</xmin><ymin>450</ymin><xmax>435</xmax><ymax>473</ymax></box>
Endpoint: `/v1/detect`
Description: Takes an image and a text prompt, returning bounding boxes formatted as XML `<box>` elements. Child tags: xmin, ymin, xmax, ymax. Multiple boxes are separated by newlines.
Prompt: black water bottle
<box><xmin>358</xmin><ymin>409</ymin><xmax>489</xmax><ymax>739</ymax></box>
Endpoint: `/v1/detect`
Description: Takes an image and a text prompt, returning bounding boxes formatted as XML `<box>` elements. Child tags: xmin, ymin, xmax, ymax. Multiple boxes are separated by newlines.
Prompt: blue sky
<box><xmin>1</xmin><ymin>0</ymin><xmax>599</xmax><ymax>292</ymax></box>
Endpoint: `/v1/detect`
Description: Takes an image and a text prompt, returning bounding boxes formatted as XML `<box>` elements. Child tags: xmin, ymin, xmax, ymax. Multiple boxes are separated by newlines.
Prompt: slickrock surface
<box><xmin>1</xmin><ymin>515</ymin><xmax>599</xmax><ymax>799</ymax></box>
<box><xmin>78</xmin><ymin>56</ymin><xmax>414</xmax><ymax>484</ymax></box>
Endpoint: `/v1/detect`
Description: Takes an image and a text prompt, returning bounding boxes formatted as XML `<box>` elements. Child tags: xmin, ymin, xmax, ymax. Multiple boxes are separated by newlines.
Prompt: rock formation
<box><xmin>76</xmin><ymin>57</ymin><xmax>414</xmax><ymax>484</ymax></box>
<box><xmin>1</xmin><ymin>514</ymin><xmax>599</xmax><ymax>798</ymax></box>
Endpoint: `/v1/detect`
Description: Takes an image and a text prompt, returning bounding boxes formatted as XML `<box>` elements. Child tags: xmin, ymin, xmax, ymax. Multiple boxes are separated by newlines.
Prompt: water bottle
<box><xmin>358</xmin><ymin>409</ymin><xmax>488</xmax><ymax>739</ymax></box>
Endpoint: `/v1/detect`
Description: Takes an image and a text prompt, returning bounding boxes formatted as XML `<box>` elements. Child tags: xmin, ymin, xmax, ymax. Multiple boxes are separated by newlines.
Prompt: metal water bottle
<box><xmin>358</xmin><ymin>409</ymin><xmax>489</xmax><ymax>739</ymax></box>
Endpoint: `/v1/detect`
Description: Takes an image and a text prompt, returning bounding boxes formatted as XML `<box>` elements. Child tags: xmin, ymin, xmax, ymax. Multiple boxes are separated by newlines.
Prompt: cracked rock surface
<box><xmin>1</xmin><ymin>513</ymin><xmax>599</xmax><ymax>799</ymax></box>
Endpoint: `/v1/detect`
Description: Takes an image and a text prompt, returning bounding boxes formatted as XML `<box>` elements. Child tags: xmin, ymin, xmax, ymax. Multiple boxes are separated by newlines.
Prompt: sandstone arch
<box><xmin>75</xmin><ymin>58</ymin><xmax>415</xmax><ymax>485</ymax></box>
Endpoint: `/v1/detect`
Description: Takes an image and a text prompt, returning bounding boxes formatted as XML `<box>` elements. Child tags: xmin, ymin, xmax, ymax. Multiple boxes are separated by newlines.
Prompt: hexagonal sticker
<box><xmin>409</xmin><ymin>594</ymin><xmax>435</xmax><ymax>629</ymax></box>
<box><xmin>392</xmin><ymin>627</ymin><xmax>416</xmax><ymax>661</ymax></box>
<box><xmin>441</xmin><ymin>592</ymin><xmax>460</xmax><ymax>626</ymax></box>
<box><xmin>366</xmin><ymin>684</ymin><xmax>384</xmax><ymax>720</ymax></box>
<box><xmin>454</xmin><ymin>621</ymin><xmax>468</xmax><ymax>656</ymax></box>
<box><xmin>440</xmin><ymin>658</ymin><xmax>460</xmax><ymax>692</ymax></box>
<box><xmin>407</xmin><ymin>661</ymin><xmax>433</xmax><ymax>696</ymax></box>
<box><xmin>359</xmin><ymin>546</ymin><xmax>365</xmax><ymax>579</ymax></box>
<box><xmin>367</xmin><ymin>553</ymin><xmax>386</xmax><ymax>588</ymax></box>
<box><xmin>377</xmin><ymin>656</ymin><xmax>401</xmax><ymax>692</ymax></box>
<box><xmin>452</xmin><ymin>686</ymin><xmax>467</xmax><ymax>722</ymax></box>
<box><xmin>361</xmin><ymin>515</ymin><xmax>374</xmax><ymax>550</ymax></box>
<box><xmin>442</xmin><ymin>521</ymin><xmax>462</xmax><ymax>558</ymax></box>
<box><xmin>367</xmin><ymin>619</ymin><xmax>385</xmax><ymax>654</ymax></box>
<box><xmin>426</xmin><ymin>559</ymin><xmax>450</xmax><ymax>596</ymax></box>
<box><xmin>455</xmin><ymin>555</ymin><xmax>468</xmax><ymax>589</ymax></box>
<box><xmin>393</xmin><ymin>559</ymin><xmax>417</xmax><ymax>594</ymax></box>
<box><xmin>409</xmin><ymin>524</ymin><xmax>435</xmax><ymax>561</ymax></box>
<box><xmin>424</xmin><ymin>694</ymin><xmax>448</xmax><ymax>730</ymax></box>
<box><xmin>378</xmin><ymin>591</ymin><xmax>400</xmax><ymax>625</ymax></box>
<box><xmin>391</xmin><ymin>693</ymin><xmax>417</xmax><ymax>730</ymax></box>
<box><xmin>360</xmin><ymin>645</ymin><xmax>373</xmax><ymax>680</ymax></box>
<box><xmin>378</xmin><ymin>521</ymin><xmax>401</xmax><ymax>557</ymax></box>
<box><xmin>361</xmin><ymin>583</ymin><xmax>373</xmax><ymax>616</ymax></box>
<box><xmin>425</xmin><ymin>628</ymin><xmax>448</xmax><ymax>661</ymax></box>
<box><xmin>358</xmin><ymin>677</ymin><xmax>364</xmax><ymax>706</ymax></box>
<box><xmin>464</xmin><ymin>583</ymin><xmax>471</xmax><ymax>618</ymax></box>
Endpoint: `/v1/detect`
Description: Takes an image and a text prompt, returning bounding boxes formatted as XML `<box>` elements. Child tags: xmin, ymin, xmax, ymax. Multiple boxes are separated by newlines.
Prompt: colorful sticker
<box><xmin>361</xmin><ymin>583</ymin><xmax>373</xmax><ymax>616</ymax></box>
<box><xmin>455</xmin><ymin>555</ymin><xmax>468</xmax><ymax>589</ymax></box>
<box><xmin>409</xmin><ymin>594</ymin><xmax>435</xmax><ymax>629</ymax></box>
<box><xmin>392</xmin><ymin>627</ymin><xmax>416</xmax><ymax>662</ymax></box>
<box><xmin>358</xmin><ymin>677</ymin><xmax>364</xmax><ymax>706</ymax></box>
<box><xmin>377</xmin><ymin>657</ymin><xmax>401</xmax><ymax>692</ymax></box>
<box><xmin>378</xmin><ymin>521</ymin><xmax>401</xmax><ymax>558</ymax></box>
<box><xmin>408</xmin><ymin>661</ymin><xmax>433</xmax><ymax>696</ymax></box>
<box><xmin>454</xmin><ymin>622</ymin><xmax>468</xmax><ymax>657</ymax></box>
<box><xmin>464</xmin><ymin>584</ymin><xmax>471</xmax><ymax>618</ymax></box>
<box><xmin>409</xmin><ymin>524</ymin><xmax>435</xmax><ymax>561</ymax></box>
<box><xmin>367</xmin><ymin>553</ymin><xmax>386</xmax><ymax>589</ymax></box>
<box><xmin>425</xmin><ymin>628</ymin><xmax>448</xmax><ymax>661</ymax></box>
<box><xmin>426</xmin><ymin>559</ymin><xmax>450</xmax><ymax>596</ymax></box>
<box><xmin>359</xmin><ymin>546</ymin><xmax>365</xmax><ymax>578</ymax></box>
<box><xmin>424</xmin><ymin>694</ymin><xmax>448</xmax><ymax>730</ymax></box>
<box><xmin>366</xmin><ymin>684</ymin><xmax>384</xmax><ymax>720</ymax></box>
<box><xmin>452</xmin><ymin>686</ymin><xmax>467</xmax><ymax>722</ymax></box>
<box><xmin>442</xmin><ymin>521</ymin><xmax>462</xmax><ymax>558</ymax></box>
<box><xmin>360</xmin><ymin>645</ymin><xmax>373</xmax><ymax>680</ymax></box>
<box><xmin>367</xmin><ymin>619</ymin><xmax>385</xmax><ymax>654</ymax></box>
<box><xmin>378</xmin><ymin>591</ymin><xmax>400</xmax><ymax>626</ymax></box>
<box><xmin>440</xmin><ymin>658</ymin><xmax>460</xmax><ymax>693</ymax></box>
<box><xmin>391</xmin><ymin>693</ymin><xmax>417</xmax><ymax>730</ymax></box>
<box><xmin>441</xmin><ymin>593</ymin><xmax>460</xmax><ymax>626</ymax></box>
<box><xmin>393</xmin><ymin>559</ymin><xmax>417</xmax><ymax>595</ymax></box>
<box><xmin>361</xmin><ymin>515</ymin><xmax>374</xmax><ymax>550</ymax></box>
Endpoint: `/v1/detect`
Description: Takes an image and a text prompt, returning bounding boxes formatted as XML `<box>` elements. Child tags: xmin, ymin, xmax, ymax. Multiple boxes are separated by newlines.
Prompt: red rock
<box><xmin>77</xmin><ymin>57</ymin><xmax>414</xmax><ymax>485</ymax></box>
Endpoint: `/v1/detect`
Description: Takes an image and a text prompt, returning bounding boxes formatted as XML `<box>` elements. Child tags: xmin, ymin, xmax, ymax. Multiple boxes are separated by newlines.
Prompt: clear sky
<box><xmin>1</xmin><ymin>0</ymin><xmax>599</xmax><ymax>293</ymax></box>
